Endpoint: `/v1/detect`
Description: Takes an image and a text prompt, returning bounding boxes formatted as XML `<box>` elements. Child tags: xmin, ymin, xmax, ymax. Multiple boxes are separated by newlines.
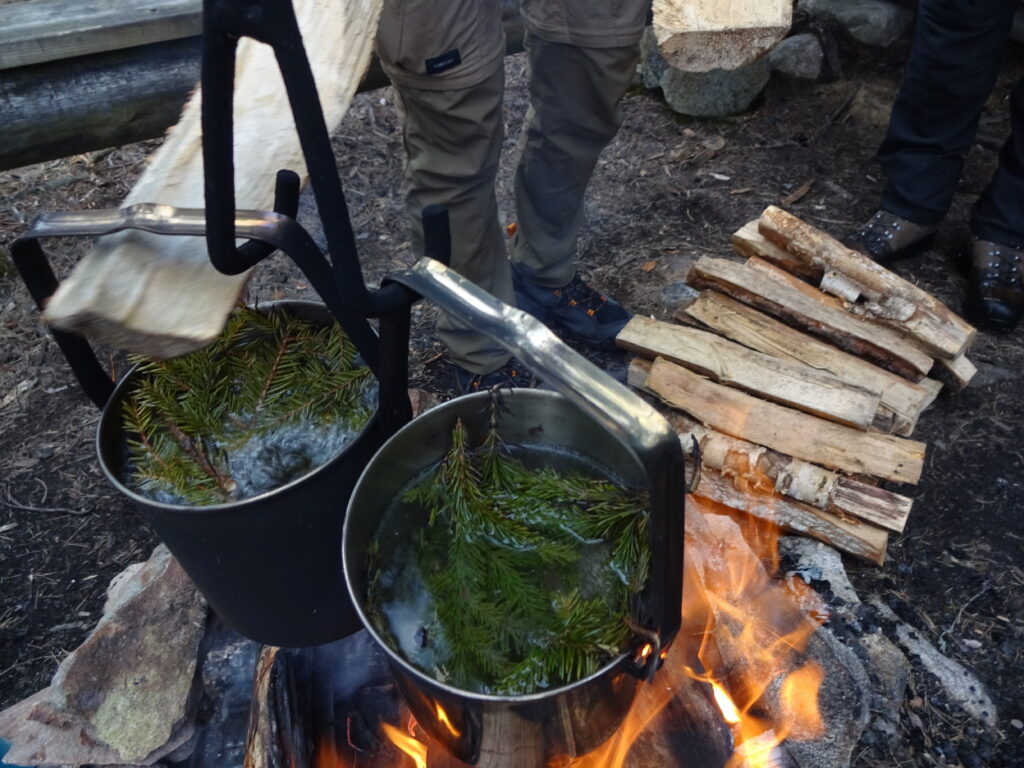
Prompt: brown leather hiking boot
<box><xmin>964</xmin><ymin>239</ymin><xmax>1024</xmax><ymax>333</ymax></box>
<box><xmin>843</xmin><ymin>210</ymin><xmax>938</xmax><ymax>263</ymax></box>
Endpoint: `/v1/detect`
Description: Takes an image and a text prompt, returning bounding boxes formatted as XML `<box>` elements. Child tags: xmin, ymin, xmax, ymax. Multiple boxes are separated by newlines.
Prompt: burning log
<box><xmin>694</xmin><ymin>466</ymin><xmax>889</xmax><ymax>564</ymax></box>
<box><xmin>756</xmin><ymin>206</ymin><xmax>976</xmax><ymax>361</ymax></box>
<box><xmin>640</xmin><ymin>356</ymin><xmax>925</xmax><ymax>484</ymax></box>
<box><xmin>629</xmin><ymin>361</ymin><xmax>913</xmax><ymax>533</ymax></box>
<box><xmin>687</xmin><ymin>256</ymin><xmax>934</xmax><ymax>379</ymax></box>
<box><xmin>677</xmin><ymin>290</ymin><xmax>940</xmax><ymax>436</ymax></box>
<box><xmin>617</xmin><ymin>315</ymin><xmax>883</xmax><ymax>429</ymax></box>
<box><xmin>41</xmin><ymin>0</ymin><xmax>383</xmax><ymax>358</ymax></box>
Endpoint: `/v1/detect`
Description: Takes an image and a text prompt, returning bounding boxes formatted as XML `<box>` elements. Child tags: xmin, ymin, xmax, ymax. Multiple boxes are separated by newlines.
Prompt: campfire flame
<box><xmin>323</xmin><ymin>497</ymin><xmax>826</xmax><ymax>767</ymax></box>
<box><xmin>381</xmin><ymin>722</ymin><xmax>428</xmax><ymax>767</ymax></box>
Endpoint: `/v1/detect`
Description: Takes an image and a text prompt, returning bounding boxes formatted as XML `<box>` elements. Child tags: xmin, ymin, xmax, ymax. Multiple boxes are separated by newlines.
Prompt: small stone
<box><xmin>798</xmin><ymin>0</ymin><xmax>913</xmax><ymax>47</ymax></box>
<box><xmin>659</xmin><ymin>280</ymin><xmax>699</xmax><ymax>311</ymax></box>
<box><xmin>1011</xmin><ymin>718</ymin><xmax>1024</xmax><ymax>730</ymax></box>
<box><xmin>769</xmin><ymin>33</ymin><xmax>825</xmax><ymax>80</ymax></box>
<box><xmin>962</xmin><ymin>638</ymin><xmax>983</xmax><ymax>650</ymax></box>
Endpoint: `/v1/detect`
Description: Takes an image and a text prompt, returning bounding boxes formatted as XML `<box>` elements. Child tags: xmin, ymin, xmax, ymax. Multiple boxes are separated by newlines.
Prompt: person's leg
<box><xmin>376</xmin><ymin>0</ymin><xmax>512</xmax><ymax>375</ymax></box>
<box><xmin>965</xmin><ymin>73</ymin><xmax>1024</xmax><ymax>332</ymax></box>
<box><xmin>510</xmin><ymin>34</ymin><xmax>640</xmax><ymax>286</ymax></box>
<box><xmin>972</xmin><ymin>74</ymin><xmax>1024</xmax><ymax>248</ymax></box>
<box><xmin>878</xmin><ymin>0</ymin><xmax>1019</xmax><ymax>226</ymax></box>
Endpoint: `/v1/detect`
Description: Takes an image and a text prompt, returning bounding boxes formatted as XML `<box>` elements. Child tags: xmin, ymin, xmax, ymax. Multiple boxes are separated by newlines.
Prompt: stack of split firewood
<box><xmin>617</xmin><ymin>206</ymin><xmax>977</xmax><ymax>564</ymax></box>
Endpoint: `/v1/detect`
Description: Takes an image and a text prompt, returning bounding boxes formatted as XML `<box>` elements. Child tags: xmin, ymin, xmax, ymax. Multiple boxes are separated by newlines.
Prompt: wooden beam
<box><xmin>935</xmin><ymin>353</ymin><xmax>978</xmax><ymax>392</ymax></box>
<box><xmin>651</xmin><ymin>0</ymin><xmax>792</xmax><ymax>73</ymax></box>
<box><xmin>0</xmin><ymin>0</ymin><xmax>201</xmax><ymax>71</ymax></box>
<box><xmin>758</xmin><ymin>206</ymin><xmax>976</xmax><ymax>360</ymax></box>
<box><xmin>630</xmin><ymin>358</ymin><xmax>913</xmax><ymax>532</ymax></box>
<box><xmin>693</xmin><ymin>467</ymin><xmax>889</xmax><ymax>564</ymax></box>
<box><xmin>617</xmin><ymin>315</ymin><xmax>882</xmax><ymax>429</ymax></box>
<box><xmin>678</xmin><ymin>290</ymin><xmax>940</xmax><ymax>436</ymax></box>
<box><xmin>43</xmin><ymin>0</ymin><xmax>382</xmax><ymax>358</ymax></box>
<box><xmin>0</xmin><ymin>38</ymin><xmax>199</xmax><ymax>172</ymax></box>
<box><xmin>643</xmin><ymin>356</ymin><xmax>926</xmax><ymax>484</ymax></box>
<box><xmin>687</xmin><ymin>256</ymin><xmax>935</xmax><ymax>379</ymax></box>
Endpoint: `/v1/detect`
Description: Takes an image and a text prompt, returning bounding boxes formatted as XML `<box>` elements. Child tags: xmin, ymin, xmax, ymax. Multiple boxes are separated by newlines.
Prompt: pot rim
<box><xmin>343</xmin><ymin>388</ymin><xmax>641</xmax><ymax>705</ymax></box>
<box><xmin>96</xmin><ymin>299</ymin><xmax>380</xmax><ymax>514</ymax></box>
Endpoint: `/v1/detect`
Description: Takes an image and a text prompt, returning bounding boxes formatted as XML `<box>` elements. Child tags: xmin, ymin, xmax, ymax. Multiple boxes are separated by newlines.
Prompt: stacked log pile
<box><xmin>617</xmin><ymin>206</ymin><xmax>976</xmax><ymax>564</ymax></box>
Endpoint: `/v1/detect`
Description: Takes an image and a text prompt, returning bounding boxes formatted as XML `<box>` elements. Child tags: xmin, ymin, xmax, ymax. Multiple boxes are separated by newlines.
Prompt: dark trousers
<box><xmin>879</xmin><ymin>0</ymin><xmax>1024</xmax><ymax>247</ymax></box>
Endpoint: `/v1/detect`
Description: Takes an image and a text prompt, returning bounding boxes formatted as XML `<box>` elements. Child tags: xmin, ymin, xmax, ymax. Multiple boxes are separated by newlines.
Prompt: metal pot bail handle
<box><xmin>388</xmin><ymin>257</ymin><xmax>686</xmax><ymax>662</ymax></box>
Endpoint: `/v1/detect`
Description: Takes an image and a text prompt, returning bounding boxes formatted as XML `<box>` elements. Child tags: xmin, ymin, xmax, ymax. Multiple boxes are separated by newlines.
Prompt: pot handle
<box><xmin>9</xmin><ymin>198</ymin><xmax>382</xmax><ymax>407</ymax></box>
<box><xmin>388</xmin><ymin>257</ymin><xmax>686</xmax><ymax>663</ymax></box>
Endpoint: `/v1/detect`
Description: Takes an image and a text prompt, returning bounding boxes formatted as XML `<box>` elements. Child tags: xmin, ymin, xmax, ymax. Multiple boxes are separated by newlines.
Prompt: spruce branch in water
<box><xmin>371</xmin><ymin>399</ymin><xmax>650</xmax><ymax>695</ymax></box>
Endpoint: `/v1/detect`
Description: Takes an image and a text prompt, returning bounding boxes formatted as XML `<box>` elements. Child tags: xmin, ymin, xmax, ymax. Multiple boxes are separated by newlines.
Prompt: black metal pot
<box><xmin>11</xmin><ymin>209</ymin><xmax>399</xmax><ymax>647</ymax></box>
<box><xmin>95</xmin><ymin>300</ymin><xmax>378</xmax><ymax>647</ymax></box>
<box><xmin>343</xmin><ymin>259</ymin><xmax>687</xmax><ymax>766</ymax></box>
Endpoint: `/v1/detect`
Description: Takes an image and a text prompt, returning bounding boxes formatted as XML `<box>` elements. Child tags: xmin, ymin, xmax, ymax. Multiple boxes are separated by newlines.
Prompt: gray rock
<box><xmin>660</xmin><ymin>280</ymin><xmax>699</xmax><ymax>311</ymax></box>
<box><xmin>638</xmin><ymin>27</ymin><xmax>668</xmax><ymax>90</ymax></box>
<box><xmin>770</xmin><ymin>33</ymin><xmax>825</xmax><ymax>80</ymax></box>
<box><xmin>799</xmin><ymin>0</ymin><xmax>913</xmax><ymax>48</ymax></box>
<box><xmin>640</xmin><ymin>26</ymin><xmax>771</xmax><ymax>117</ymax></box>
<box><xmin>784</xmin><ymin>628</ymin><xmax>871</xmax><ymax>768</ymax></box>
<box><xmin>872</xmin><ymin>600</ymin><xmax>998</xmax><ymax>728</ymax></box>
<box><xmin>662</xmin><ymin>57</ymin><xmax>771</xmax><ymax>117</ymax></box>
<box><xmin>0</xmin><ymin>546</ymin><xmax>208</xmax><ymax>766</ymax></box>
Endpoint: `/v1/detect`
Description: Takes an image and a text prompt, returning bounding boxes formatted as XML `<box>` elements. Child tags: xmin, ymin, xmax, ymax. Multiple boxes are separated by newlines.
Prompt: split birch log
<box><xmin>616</xmin><ymin>315</ymin><xmax>882</xmax><ymax>429</ymax></box>
<box><xmin>731</xmin><ymin>219</ymin><xmax>821</xmax><ymax>281</ymax></box>
<box><xmin>693</xmin><ymin>466</ymin><xmax>889</xmax><ymax>564</ymax></box>
<box><xmin>687</xmin><ymin>256</ymin><xmax>935</xmax><ymax>379</ymax></box>
<box><xmin>757</xmin><ymin>206</ymin><xmax>976</xmax><ymax>361</ymax></box>
<box><xmin>629</xmin><ymin>358</ymin><xmax>913</xmax><ymax>532</ymax></box>
<box><xmin>42</xmin><ymin>0</ymin><xmax>382</xmax><ymax>359</ymax></box>
<box><xmin>651</xmin><ymin>0</ymin><xmax>792</xmax><ymax>72</ymax></box>
<box><xmin>643</xmin><ymin>356</ymin><xmax>926</xmax><ymax>484</ymax></box>
<box><xmin>678</xmin><ymin>290</ymin><xmax>941</xmax><ymax>436</ymax></box>
<box><xmin>935</xmin><ymin>353</ymin><xmax>978</xmax><ymax>392</ymax></box>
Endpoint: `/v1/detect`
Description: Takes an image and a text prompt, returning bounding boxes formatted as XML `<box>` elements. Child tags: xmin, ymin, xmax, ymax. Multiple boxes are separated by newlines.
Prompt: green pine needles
<box><xmin>122</xmin><ymin>304</ymin><xmax>374</xmax><ymax>506</ymax></box>
<box><xmin>367</xmin><ymin>405</ymin><xmax>651</xmax><ymax>696</ymax></box>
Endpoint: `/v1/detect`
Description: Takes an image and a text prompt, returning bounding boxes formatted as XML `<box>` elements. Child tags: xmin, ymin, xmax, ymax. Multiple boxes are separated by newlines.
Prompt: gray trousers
<box><xmin>377</xmin><ymin>0</ymin><xmax>645</xmax><ymax>373</ymax></box>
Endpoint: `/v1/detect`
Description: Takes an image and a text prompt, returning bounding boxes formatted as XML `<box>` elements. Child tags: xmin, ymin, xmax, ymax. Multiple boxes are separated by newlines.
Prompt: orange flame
<box><xmin>435</xmin><ymin>703</ymin><xmax>461</xmax><ymax>738</ymax></box>
<box><xmin>381</xmin><ymin>722</ymin><xmax>428</xmax><ymax>768</ymax></box>
<box><xmin>340</xmin><ymin>497</ymin><xmax>827</xmax><ymax>768</ymax></box>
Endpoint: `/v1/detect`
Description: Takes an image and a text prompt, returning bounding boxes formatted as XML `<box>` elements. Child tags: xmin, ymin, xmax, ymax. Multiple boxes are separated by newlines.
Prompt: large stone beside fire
<box><xmin>0</xmin><ymin>545</ymin><xmax>208</xmax><ymax>766</ymax></box>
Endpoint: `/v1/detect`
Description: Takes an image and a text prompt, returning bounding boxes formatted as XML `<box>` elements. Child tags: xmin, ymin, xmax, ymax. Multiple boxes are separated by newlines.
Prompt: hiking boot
<box><xmin>843</xmin><ymin>210</ymin><xmax>937</xmax><ymax>264</ymax></box>
<box><xmin>453</xmin><ymin>357</ymin><xmax>537</xmax><ymax>394</ymax></box>
<box><xmin>964</xmin><ymin>238</ymin><xmax>1024</xmax><ymax>333</ymax></box>
<box><xmin>512</xmin><ymin>267</ymin><xmax>632</xmax><ymax>348</ymax></box>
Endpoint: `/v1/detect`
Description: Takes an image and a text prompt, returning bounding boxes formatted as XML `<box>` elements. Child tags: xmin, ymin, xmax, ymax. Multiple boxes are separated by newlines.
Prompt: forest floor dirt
<box><xmin>0</xmin><ymin>22</ymin><xmax>1022</xmax><ymax>768</ymax></box>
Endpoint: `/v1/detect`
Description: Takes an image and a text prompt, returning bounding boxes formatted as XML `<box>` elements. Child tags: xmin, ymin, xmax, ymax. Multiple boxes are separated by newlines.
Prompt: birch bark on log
<box><xmin>693</xmin><ymin>467</ymin><xmax>889</xmax><ymax>564</ymax></box>
<box><xmin>757</xmin><ymin>206</ymin><xmax>976</xmax><ymax>360</ymax></box>
<box><xmin>628</xmin><ymin>358</ymin><xmax>914</xmax><ymax>532</ymax></box>
<box><xmin>43</xmin><ymin>0</ymin><xmax>382</xmax><ymax>358</ymax></box>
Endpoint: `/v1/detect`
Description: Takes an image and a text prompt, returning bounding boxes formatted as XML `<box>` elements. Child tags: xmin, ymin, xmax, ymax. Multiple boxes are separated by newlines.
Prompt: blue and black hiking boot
<box><xmin>512</xmin><ymin>267</ymin><xmax>632</xmax><ymax>349</ymax></box>
<box><xmin>453</xmin><ymin>358</ymin><xmax>537</xmax><ymax>394</ymax></box>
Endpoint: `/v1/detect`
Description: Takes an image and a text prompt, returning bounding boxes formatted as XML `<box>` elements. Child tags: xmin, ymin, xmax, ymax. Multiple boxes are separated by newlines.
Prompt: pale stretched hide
<box><xmin>652</xmin><ymin>0</ymin><xmax>792</xmax><ymax>73</ymax></box>
<box><xmin>44</xmin><ymin>0</ymin><xmax>382</xmax><ymax>358</ymax></box>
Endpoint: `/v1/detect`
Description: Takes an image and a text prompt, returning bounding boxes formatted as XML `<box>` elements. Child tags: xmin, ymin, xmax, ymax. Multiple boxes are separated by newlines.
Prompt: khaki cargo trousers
<box><xmin>376</xmin><ymin>0</ymin><xmax>647</xmax><ymax>373</ymax></box>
